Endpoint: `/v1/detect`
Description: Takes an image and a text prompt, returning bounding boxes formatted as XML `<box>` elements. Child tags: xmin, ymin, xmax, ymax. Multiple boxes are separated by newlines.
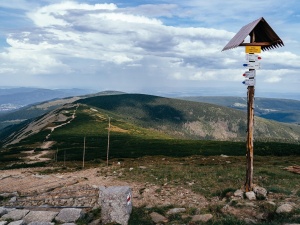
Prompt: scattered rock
<box><xmin>2</xmin><ymin>210</ymin><xmax>29</xmax><ymax>221</ymax></box>
<box><xmin>276</xmin><ymin>204</ymin><xmax>293</xmax><ymax>214</ymax></box>
<box><xmin>149</xmin><ymin>212</ymin><xmax>168</xmax><ymax>223</ymax></box>
<box><xmin>0</xmin><ymin>207</ymin><xmax>8</xmax><ymax>216</ymax></box>
<box><xmin>139</xmin><ymin>166</ymin><xmax>147</xmax><ymax>169</ymax></box>
<box><xmin>220</xmin><ymin>154</ymin><xmax>229</xmax><ymax>157</ymax></box>
<box><xmin>23</xmin><ymin>211</ymin><xmax>58</xmax><ymax>223</ymax></box>
<box><xmin>234</xmin><ymin>189</ymin><xmax>244</xmax><ymax>198</ymax></box>
<box><xmin>245</xmin><ymin>191</ymin><xmax>256</xmax><ymax>201</ymax></box>
<box><xmin>191</xmin><ymin>214</ymin><xmax>213</xmax><ymax>222</ymax></box>
<box><xmin>253</xmin><ymin>186</ymin><xmax>267</xmax><ymax>200</ymax></box>
<box><xmin>55</xmin><ymin>208</ymin><xmax>84</xmax><ymax>223</ymax></box>
<box><xmin>166</xmin><ymin>208</ymin><xmax>186</xmax><ymax>215</ymax></box>
<box><xmin>8</xmin><ymin>197</ymin><xmax>17</xmax><ymax>203</ymax></box>
<box><xmin>7</xmin><ymin>220</ymin><xmax>25</xmax><ymax>225</ymax></box>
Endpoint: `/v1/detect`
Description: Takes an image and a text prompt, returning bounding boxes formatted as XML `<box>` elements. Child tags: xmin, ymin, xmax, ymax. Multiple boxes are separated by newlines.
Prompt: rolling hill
<box><xmin>1</xmin><ymin>93</ymin><xmax>300</xmax><ymax>164</ymax></box>
<box><xmin>2</xmin><ymin>93</ymin><xmax>300</xmax><ymax>146</ymax></box>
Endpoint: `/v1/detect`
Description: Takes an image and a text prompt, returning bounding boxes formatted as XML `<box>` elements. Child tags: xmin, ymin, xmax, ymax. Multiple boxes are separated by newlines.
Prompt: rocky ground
<box><xmin>0</xmin><ymin>166</ymin><xmax>299</xmax><ymax>224</ymax></box>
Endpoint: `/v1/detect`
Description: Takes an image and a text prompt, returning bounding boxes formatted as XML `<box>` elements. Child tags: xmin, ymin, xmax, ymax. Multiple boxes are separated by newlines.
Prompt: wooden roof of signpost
<box><xmin>222</xmin><ymin>17</ymin><xmax>284</xmax><ymax>51</ymax></box>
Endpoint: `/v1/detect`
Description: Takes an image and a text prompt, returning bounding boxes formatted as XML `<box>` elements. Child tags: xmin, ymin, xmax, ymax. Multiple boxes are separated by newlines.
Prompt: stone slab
<box><xmin>24</xmin><ymin>211</ymin><xmax>58</xmax><ymax>223</ymax></box>
<box><xmin>2</xmin><ymin>210</ymin><xmax>29</xmax><ymax>221</ymax></box>
<box><xmin>55</xmin><ymin>208</ymin><xmax>83</xmax><ymax>223</ymax></box>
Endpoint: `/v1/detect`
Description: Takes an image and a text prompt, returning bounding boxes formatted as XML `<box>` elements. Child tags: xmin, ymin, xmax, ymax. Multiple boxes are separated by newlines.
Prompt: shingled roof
<box><xmin>222</xmin><ymin>17</ymin><xmax>284</xmax><ymax>51</ymax></box>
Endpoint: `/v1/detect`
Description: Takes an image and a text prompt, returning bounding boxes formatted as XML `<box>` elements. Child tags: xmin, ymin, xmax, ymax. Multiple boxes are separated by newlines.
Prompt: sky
<box><xmin>0</xmin><ymin>0</ymin><xmax>300</xmax><ymax>98</ymax></box>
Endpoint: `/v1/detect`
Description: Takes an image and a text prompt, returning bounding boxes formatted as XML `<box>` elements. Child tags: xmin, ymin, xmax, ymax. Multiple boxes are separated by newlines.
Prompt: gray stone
<box><xmin>8</xmin><ymin>197</ymin><xmax>17</xmax><ymax>203</ymax></box>
<box><xmin>99</xmin><ymin>186</ymin><xmax>132</xmax><ymax>225</ymax></box>
<box><xmin>55</xmin><ymin>208</ymin><xmax>83</xmax><ymax>223</ymax></box>
<box><xmin>276</xmin><ymin>204</ymin><xmax>293</xmax><ymax>214</ymax></box>
<box><xmin>166</xmin><ymin>208</ymin><xmax>186</xmax><ymax>215</ymax></box>
<box><xmin>61</xmin><ymin>223</ymin><xmax>76</xmax><ymax>225</ymax></box>
<box><xmin>2</xmin><ymin>210</ymin><xmax>29</xmax><ymax>221</ymax></box>
<box><xmin>245</xmin><ymin>191</ymin><xmax>256</xmax><ymax>201</ymax></box>
<box><xmin>253</xmin><ymin>186</ymin><xmax>267</xmax><ymax>200</ymax></box>
<box><xmin>0</xmin><ymin>207</ymin><xmax>8</xmax><ymax>216</ymax></box>
<box><xmin>191</xmin><ymin>214</ymin><xmax>213</xmax><ymax>222</ymax></box>
<box><xmin>24</xmin><ymin>211</ymin><xmax>58</xmax><ymax>223</ymax></box>
<box><xmin>0</xmin><ymin>221</ymin><xmax>8</xmax><ymax>225</ymax></box>
<box><xmin>7</xmin><ymin>220</ymin><xmax>25</xmax><ymax>225</ymax></box>
<box><xmin>149</xmin><ymin>212</ymin><xmax>168</xmax><ymax>223</ymax></box>
<box><xmin>28</xmin><ymin>222</ymin><xmax>54</xmax><ymax>225</ymax></box>
<box><xmin>234</xmin><ymin>189</ymin><xmax>244</xmax><ymax>199</ymax></box>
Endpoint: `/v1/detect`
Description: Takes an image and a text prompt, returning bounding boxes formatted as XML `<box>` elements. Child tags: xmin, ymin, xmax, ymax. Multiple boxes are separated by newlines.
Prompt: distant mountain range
<box><xmin>179</xmin><ymin>96</ymin><xmax>300</xmax><ymax>124</ymax></box>
<box><xmin>0</xmin><ymin>87</ymin><xmax>95</xmax><ymax>112</ymax></box>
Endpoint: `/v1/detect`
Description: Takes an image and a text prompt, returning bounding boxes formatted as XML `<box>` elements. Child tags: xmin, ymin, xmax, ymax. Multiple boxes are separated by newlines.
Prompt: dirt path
<box><xmin>0</xmin><ymin>167</ymin><xmax>208</xmax><ymax>209</ymax></box>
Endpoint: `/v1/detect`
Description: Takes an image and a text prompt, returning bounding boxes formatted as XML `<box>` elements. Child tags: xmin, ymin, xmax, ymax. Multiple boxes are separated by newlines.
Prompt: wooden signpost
<box><xmin>222</xmin><ymin>17</ymin><xmax>284</xmax><ymax>191</ymax></box>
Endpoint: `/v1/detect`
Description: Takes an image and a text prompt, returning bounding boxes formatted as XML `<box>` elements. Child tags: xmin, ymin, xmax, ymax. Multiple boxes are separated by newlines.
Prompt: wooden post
<box><xmin>245</xmin><ymin>32</ymin><xmax>256</xmax><ymax>192</ymax></box>
<box><xmin>83</xmin><ymin>136</ymin><xmax>86</xmax><ymax>168</ymax></box>
<box><xmin>106</xmin><ymin>117</ymin><xmax>111</xmax><ymax>167</ymax></box>
<box><xmin>245</xmin><ymin>83</ymin><xmax>255</xmax><ymax>191</ymax></box>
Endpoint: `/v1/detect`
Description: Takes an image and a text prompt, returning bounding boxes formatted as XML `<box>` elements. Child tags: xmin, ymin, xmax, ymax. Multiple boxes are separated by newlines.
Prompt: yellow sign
<box><xmin>245</xmin><ymin>46</ymin><xmax>261</xmax><ymax>53</ymax></box>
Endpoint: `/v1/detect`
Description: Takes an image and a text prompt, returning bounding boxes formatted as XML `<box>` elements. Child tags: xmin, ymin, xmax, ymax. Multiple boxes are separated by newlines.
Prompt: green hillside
<box><xmin>1</xmin><ymin>93</ymin><xmax>300</xmax><ymax>165</ymax></box>
<box><xmin>77</xmin><ymin>94</ymin><xmax>300</xmax><ymax>142</ymax></box>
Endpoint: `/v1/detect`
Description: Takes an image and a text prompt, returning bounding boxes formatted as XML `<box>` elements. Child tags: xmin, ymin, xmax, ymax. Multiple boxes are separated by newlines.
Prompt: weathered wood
<box><xmin>245</xmin><ymin>85</ymin><xmax>255</xmax><ymax>192</ymax></box>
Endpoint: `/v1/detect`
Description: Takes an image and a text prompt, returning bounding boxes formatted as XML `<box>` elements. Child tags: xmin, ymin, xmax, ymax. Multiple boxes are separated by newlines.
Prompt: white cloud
<box><xmin>0</xmin><ymin>0</ymin><xmax>299</xmax><ymax>94</ymax></box>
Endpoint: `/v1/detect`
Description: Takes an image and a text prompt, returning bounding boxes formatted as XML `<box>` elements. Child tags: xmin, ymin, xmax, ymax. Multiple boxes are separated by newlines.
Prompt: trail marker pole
<box><xmin>222</xmin><ymin>17</ymin><xmax>284</xmax><ymax>192</ymax></box>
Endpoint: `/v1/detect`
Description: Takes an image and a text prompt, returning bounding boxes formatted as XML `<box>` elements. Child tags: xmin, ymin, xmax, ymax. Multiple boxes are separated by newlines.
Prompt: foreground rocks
<box><xmin>0</xmin><ymin>208</ymin><xmax>85</xmax><ymax>225</ymax></box>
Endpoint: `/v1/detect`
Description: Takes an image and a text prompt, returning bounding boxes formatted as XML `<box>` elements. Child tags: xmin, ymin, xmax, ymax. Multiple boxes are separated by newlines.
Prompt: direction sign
<box><xmin>243</xmin><ymin>70</ymin><xmax>256</xmax><ymax>78</ymax></box>
<box><xmin>243</xmin><ymin>61</ymin><xmax>261</xmax><ymax>70</ymax></box>
<box><xmin>243</xmin><ymin>79</ymin><xmax>256</xmax><ymax>86</ymax></box>
<box><xmin>246</xmin><ymin>54</ymin><xmax>261</xmax><ymax>62</ymax></box>
<box><xmin>245</xmin><ymin>46</ymin><xmax>261</xmax><ymax>53</ymax></box>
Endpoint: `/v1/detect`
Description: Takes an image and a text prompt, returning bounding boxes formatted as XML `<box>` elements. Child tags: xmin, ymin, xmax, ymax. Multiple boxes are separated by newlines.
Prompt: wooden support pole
<box><xmin>245</xmin><ymin>84</ymin><xmax>255</xmax><ymax>192</ymax></box>
<box><xmin>106</xmin><ymin>117</ymin><xmax>111</xmax><ymax>167</ymax></box>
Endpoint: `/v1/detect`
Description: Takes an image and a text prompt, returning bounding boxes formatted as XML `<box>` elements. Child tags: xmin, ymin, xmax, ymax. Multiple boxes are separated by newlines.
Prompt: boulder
<box><xmin>99</xmin><ymin>186</ymin><xmax>132</xmax><ymax>225</ymax></box>
<box><xmin>0</xmin><ymin>221</ymin><xmax>8</xmax><ymax>225</ymax></box>
<box><xmin>253</xmin><ymin>186</ymin><xmax>267</xmax><ymax>200</ymax></box>
<box><xmin>276</xmin><ymin>204</ymin><xmax>293</xmax><ymax>214</ymax></box>
<box><xmin>55</xmin><ymin>208</ymin><xmax>84</xmax><ymax>223</ymax></box>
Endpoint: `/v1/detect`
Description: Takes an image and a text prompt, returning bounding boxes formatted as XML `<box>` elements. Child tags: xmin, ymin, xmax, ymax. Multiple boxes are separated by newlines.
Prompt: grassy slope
<box><xmin>77</xmin><ymin>94</ymin><xmax>300</xmax><ymax>142</ymax></box>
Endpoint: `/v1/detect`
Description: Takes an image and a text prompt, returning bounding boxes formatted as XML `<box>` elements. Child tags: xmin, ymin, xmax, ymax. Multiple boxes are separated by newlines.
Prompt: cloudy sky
<box><xmin>1</xmin><ymin>0</ymin><xmax>300</xmax><ymax>97</ymax></box>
